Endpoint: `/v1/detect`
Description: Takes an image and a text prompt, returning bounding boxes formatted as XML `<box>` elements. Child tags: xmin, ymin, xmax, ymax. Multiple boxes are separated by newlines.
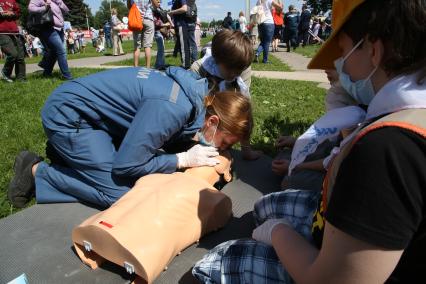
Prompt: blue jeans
<box><xmin>256</xmin><ymin>23</ymin><xmax>275</xmax><ymax>63</ymax></box>
<box><xmin>39</xmin><ymin>28</ymin><xmax>72</xmax><ymax>79</ymax></box>
<box><xmin>187</xmin><ymin>23</ymin><xmax>198</xmax><ymax>63</ymax></box>
<box><xmin>176</xmin><ymin>21</ymin><xmax>197</xmax><ymax>68</ymax></box>
<box><xmin>105</xmin><ymin>34</ymin><xmax>113</xmax><ymax>48</ymax></box>
<box><xmin>154</xmin><ymin>31</ymin><xmax>165</xmax><ymax>69</ymax></box>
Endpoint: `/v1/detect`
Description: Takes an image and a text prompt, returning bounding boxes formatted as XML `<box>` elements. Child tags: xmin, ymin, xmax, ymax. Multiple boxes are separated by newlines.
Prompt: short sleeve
<box><xmin>326</xmin><ymin>127</ymin><xmax>426</xmax><ymax>249</ymax></box>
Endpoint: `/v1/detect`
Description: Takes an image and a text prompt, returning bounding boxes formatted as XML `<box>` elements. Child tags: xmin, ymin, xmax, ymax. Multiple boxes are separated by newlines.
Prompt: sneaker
<box><xmin>1</xmin><ymin>70</ymin><xmax>13</xmax><ymax>83</ymax></box>
<box><xmin>8</xmin><ymin>151</ymin><xmax>44</xmax><ymax>208</ymax></box>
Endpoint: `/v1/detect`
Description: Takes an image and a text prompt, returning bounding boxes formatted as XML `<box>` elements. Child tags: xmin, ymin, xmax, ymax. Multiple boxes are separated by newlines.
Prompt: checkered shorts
<box><xmin>254</xmin><ymin>189</ymin><xmax>321</xmax><ymax>241</ymax></box>
<box><xmin>192</xmin><ymin>189</ymin><xmax>320</xmax><ymax>284</ymax></box>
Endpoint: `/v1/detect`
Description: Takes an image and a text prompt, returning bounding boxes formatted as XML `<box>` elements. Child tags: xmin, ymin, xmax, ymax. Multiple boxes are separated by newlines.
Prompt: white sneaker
<box><xmin>1</xmin><ymin>70</ymin><xmax>13</xmax><ymax>83</ymax></box>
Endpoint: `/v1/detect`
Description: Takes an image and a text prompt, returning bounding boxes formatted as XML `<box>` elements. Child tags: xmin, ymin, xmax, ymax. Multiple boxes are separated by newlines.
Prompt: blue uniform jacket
<box><xmin>41</xmin><ymin>67</ymin><xmax>208</xmax><ymax>179</ymax></box>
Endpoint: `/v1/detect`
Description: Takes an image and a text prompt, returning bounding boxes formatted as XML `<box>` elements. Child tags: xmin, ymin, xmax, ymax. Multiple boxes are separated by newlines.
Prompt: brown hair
<box><xmin>239</xmin><ymin>11</ymin><xmax>244</xmax><ymax>17</ymax></box>
<box><xmin>204</xmin><ymin>91</ymin><xmax>253</xmax><ymax>141</ymax></box>
<box><xmin>111</xmin><ymin>8</ymin><xmax>117</xmax><ymax>15</ymax></box>
<box><xmin>211</xmin><ymin>29</ymin><xmax>253</xmax><ymax>73</ymax></box>
<box><xmin>342</xmin><ymin>0</ymin><xmax>426</xmax><ymax>84</ymax></box>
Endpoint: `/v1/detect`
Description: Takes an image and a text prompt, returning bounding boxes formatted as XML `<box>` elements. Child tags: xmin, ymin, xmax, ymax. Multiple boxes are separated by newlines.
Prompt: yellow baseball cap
<box><xmin>308</xmin><ymin>0</ymin><xmax>366</xmax><ymax>70</ymax></box>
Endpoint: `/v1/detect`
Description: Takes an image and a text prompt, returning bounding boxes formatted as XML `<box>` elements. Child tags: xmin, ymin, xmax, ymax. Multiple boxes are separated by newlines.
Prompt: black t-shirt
<box><xmin>324</xmin><ymin>127</ymin><xmax>426</xmax><ymax>283</ymax></box>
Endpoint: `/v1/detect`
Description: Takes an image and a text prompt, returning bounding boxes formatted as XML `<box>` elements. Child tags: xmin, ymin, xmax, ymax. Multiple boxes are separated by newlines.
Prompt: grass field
<box><xmin>0</xmin><ymin>67</ymin><xmax>325</xmax><ymax>218</ymax></box>
<box><xmin>293</xmin><ymin>44</ymin><xmax>322</xmax><ymax>58</ymax></box>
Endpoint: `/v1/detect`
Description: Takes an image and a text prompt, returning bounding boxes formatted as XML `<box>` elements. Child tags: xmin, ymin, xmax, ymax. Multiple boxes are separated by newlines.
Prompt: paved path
<box><xmin>24</xmin><ymin>47</ymin><xmax>330</xmax><ymax>88</ymax></box>
<box><xmin>26</xmin><ymin>53</ymin><xmax>134</xmax><ymax>74</ymax></box>
<box><xmin>251</xmin><ymin>47</ymin><xmax>330</xmax><ymax>88</ymax></box>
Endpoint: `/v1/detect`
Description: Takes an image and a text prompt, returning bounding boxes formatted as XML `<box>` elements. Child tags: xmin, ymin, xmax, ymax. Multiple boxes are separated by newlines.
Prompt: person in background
<box><xmin>249</xmin><ymin>12</ymin><xmax>258</xmax><ymax>47</ymax></box>
<box><xmin>31</xmin><ymin>36</ymin><xmax>43</xmax><ymax>56</ymax></box>
<box><xmin>152</xmin><ymin>0</ymin><xmax>171</xmax><ymax>70</ymax></box>
<box><xmin>310</xmin><ymin>17</ymin><xmax>321</xmax><ymax>44</ymax></box>
<box><xmin>111</xmin><ymin>8</ymin><xmax>125</xmax><ymax>56</ymax></box>
<box><xmin>284</xmin><ymin>5</ymin><xmax>299</xmax><ymax>52</ymax></box>
<box><xmin>78</xmin><ymin>29</ymin><xmax>86</xmax><ymax>53</ymax></box>
<box><xmin>29</xmin><ymin>0</ymin><xmax>72</xmax><ymax>80</ymax></box>
<box><xmin>128</xmin><ymin>0</ymin><xmax>154</xmax><ymax>67</ymax></box>
<box><xmin>103</xmin><ymin>20</ymin><xmax>112</xmax><ymax>49</ymax></box>
<box><xmin>90</xmin><ymin>27</ymin><xmax>98</xmax><ymax>47</ymax></box>
<box><xmin>66</xmin><ymin>29</ymin><xmax>75</xmax><ymax>54</ymax></box>
<box><xmin>271</xmin><ymin>5</ymin><xmax>283</xmax><ymax>52</ymax></box>
<box><xmin>222</xmin><ymin>12</ymin><xmax>233</xmax><ymax>30</ymax></box>
<box><xmin>169</xmin><ymin>0</ymin><xmax>198</xmax><ymax>69</ymax></box>
<box><xmin>238</xmin><ymin>11</ymin><xmax>247</xmax><ymax>34</ymax></box>
<box><xmin>194</xmin><ymin>16</ymin><xmax>201</xmax><ymax>49</ymax></box>
<box><xmin>0</xmin><ymin>0</ymin><xmax>26</xmax><ymax>82</ymax></box>
<box><xmin>73</xmin><ymin>29</ymin><xmax>80</xmax><ymax>52</ymax></box>
<box><xmin>254</xmin><ymin>0</ymin><xmax>282</xmax><ymax>63</ymax></box>
<box><xmin>298</xmin><ymin>4</ymin><xmax>311</xmax><ymax>47</ymax></box>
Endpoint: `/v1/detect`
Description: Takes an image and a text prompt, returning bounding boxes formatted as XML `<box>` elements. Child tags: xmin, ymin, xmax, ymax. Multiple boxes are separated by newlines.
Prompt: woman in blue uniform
<box><xmin>8</xmin><ymin>67</ymin><xmax>253</xmax><ymax>208</ymax></box>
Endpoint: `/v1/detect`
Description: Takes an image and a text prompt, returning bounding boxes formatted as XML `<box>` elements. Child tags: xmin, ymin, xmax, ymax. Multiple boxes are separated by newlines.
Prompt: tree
<box><xmin>201</xmin><ymin>21</ymin><xmax>209</xmax><ymax>29</ymax></box>
<box><xmin>64</xmin><ymin>0</ymin><xmax>92</xmax><ymax>28</ymax></box>
<box><xmin>93</xmin><ymin>0</ymin><xmax>128</xmax><ymax>28</ymax></box>
<box><xmin>306</xmin><ymin>0</ymin><xmax>332</xmax><ymax>15</ymax></box>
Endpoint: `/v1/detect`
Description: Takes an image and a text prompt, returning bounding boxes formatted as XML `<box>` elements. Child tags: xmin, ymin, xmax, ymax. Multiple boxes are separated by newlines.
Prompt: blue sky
<box><xmin>85</xmin><ymin>0</ymin><xmax>305</xmax><ymax>21</ymax></box>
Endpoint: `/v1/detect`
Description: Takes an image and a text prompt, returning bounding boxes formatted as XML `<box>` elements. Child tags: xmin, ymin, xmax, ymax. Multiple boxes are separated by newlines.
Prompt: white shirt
<box><xmin>32</xmin><ymin>37</ymin><xmax>42</xmax><ymax>49</ymax></box>
<box><xmin>239</xmin><ymin>16</ymin><xmax>247</xmax><ymax>33</ymax></box>
<box><xmin>257</xmin><ymin>0</ymin><xmax>274</xmax><ymax>24</ymax></box>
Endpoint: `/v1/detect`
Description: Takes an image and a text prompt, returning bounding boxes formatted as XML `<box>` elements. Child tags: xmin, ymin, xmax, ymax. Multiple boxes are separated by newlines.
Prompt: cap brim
<box><xmin>308</xmin><ymin>0</ymin><xmax>366</xmax><ymax>70</ymax></box>
<box><xmin>307</xmin><ymin>28</ymin><xmax>341</xmax><ymax>70</ymax></box>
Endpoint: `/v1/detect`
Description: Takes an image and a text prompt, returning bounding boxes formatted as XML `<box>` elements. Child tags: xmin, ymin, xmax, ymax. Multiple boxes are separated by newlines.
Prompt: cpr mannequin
<box><xmin>72</xmin><ymin>152</ymin><xmax>233</xmax><ymax>284</ymax></box>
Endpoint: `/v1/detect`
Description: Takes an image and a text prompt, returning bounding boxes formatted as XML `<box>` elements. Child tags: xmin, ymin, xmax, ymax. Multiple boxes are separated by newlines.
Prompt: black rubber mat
<box><xmin>0</xmin><ymin>150</ymin><xmax>281</xmax><ymax>284</ymax></box>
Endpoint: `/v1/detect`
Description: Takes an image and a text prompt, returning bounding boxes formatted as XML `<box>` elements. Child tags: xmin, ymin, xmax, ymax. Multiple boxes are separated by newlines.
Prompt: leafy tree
<box><xmin>93</xmin><ymin>0</ymin><xmax>128</xmax><ymax>28</ymax></box>
<box><xmin>16</xmin><ymin>0</ymin><xmax>29</xmax><ymax>27</ymax></box>
<box><xmin>64</xmin><ymin>0</ymin><xmax>91</xmax><ymax>28</ymax></box>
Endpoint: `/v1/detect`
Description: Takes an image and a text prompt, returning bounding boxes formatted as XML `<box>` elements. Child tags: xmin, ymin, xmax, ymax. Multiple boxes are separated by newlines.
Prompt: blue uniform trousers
<box><xmin>35</xmin><ymin>126</ymin><xmax>133</xmax><ymax>208</ymax></box>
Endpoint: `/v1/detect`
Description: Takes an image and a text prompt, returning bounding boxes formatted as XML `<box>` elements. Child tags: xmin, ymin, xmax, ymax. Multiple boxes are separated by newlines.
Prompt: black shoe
<box><xmin>254</xmin><ymin>55</ymin><xmax>259</xmax><ymax>63</ymax></box>
<box><xmin>8</xmin><ymin>151</ymin><xmax>44</xmax><ymax>208</ymax></box>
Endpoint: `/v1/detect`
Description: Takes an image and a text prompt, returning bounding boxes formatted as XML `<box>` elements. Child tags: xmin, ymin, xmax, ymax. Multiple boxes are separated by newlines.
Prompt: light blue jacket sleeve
<box><xmin>112</xmin><ymin>98</ymin><xmax>188</xmax><ymax>178</ymax></box>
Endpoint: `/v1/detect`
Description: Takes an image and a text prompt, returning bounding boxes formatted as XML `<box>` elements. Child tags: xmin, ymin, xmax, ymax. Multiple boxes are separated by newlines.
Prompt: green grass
<box><xmin>0</xmin><ymin>68</ymin><xmax>325</xmax><ymax>219</ymax></box>
<box><xmin>0</xmin><ymin>68</ymin><xmax>104</xmax><ymax>218</ymax></box>
<box><xmin>251</xmin><ymin>54</ymin><xmax>292</xmax><ymax>71</ymax></box>
<box><xmin>293</xmin><ymin>44</ymin><xmax>322</xmax><ymax>58</ymax></box>
<box><xmin>250</xmin><ymin>76</ymin><xmax>326</xmax><ymax>155</ymax></box>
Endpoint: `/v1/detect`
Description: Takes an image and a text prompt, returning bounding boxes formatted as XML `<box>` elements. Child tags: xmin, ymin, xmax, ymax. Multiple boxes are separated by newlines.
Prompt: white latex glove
<box><xmin>176</xmin><ymin>144</ymin><xmax>220</xmax><ymax>169</ymax></box>
<box><xmin>252</xmin><ymin>219</ymin><xmax>291</xmax><ymax>245</ymax></box>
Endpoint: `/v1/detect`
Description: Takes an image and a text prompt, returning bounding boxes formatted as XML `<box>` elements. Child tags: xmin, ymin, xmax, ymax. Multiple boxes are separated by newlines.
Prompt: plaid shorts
<box><xmin>193</xmin><ymin>189</ymin><xmax>320</xmax><ymax>283</ymax></box>
<box><xmin>253</xmin><ymin>189</ymin><xmax>321</xmax><ymax>241</ymax></box>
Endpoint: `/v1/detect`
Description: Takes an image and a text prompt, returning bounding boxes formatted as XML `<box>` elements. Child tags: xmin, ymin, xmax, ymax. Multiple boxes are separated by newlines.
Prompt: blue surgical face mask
<box><xmin>197</xmin><ymin>124</ymin><xmax>218</xmax><ymax>148</ymax></box>
<box><xmin>334</xmin><ymin>38</ymin><xmax>378</xmax><ymax>105</ymax></box>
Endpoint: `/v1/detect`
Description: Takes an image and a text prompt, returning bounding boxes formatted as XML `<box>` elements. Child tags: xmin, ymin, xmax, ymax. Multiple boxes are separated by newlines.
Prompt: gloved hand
<box><xmin>252</xmin><ymin>219</ymin><xmax>291</xmax><ymax>245</ymax></box>
<box><xmin>176</xmin><ymin>144</ymin><xmax>220</xmax><ymax>169</ymax></box>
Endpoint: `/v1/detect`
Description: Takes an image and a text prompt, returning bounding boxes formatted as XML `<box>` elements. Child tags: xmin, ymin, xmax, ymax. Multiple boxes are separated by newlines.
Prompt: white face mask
<box><xmin>197</xmin><ymin>124</ymin><xmax>218</xmax><ymax>148</ymax></box>
<box><xmin>334</xmin><ymin>38</ymin><xmax>378</xmax><ymax>105</ymax></box>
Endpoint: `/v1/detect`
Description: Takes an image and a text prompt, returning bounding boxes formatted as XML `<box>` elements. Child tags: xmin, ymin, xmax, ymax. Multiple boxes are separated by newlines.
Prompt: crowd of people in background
<box><xmin>222</xmin><ymin>2</ymin><xmax>332</xmax><ymax>58</ymax></box>
<box><xmin>1</xmin><ymin>0</ymin><xmax>333</xmax><ymax>83</ymax></box>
